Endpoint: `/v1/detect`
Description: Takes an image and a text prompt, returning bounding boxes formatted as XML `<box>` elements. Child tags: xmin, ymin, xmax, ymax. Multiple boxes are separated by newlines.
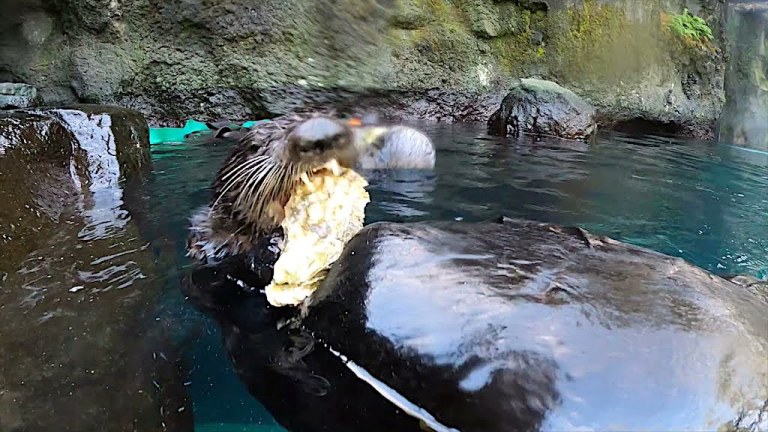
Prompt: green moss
<box><xmin>660</xmin><ymin>8</ymin><xmax>719</xmax><ymax>62</ymax></box>
<box><xmin>545</xmin><ymin>0</ymin><xmax>624</xmax><ymax>81</ymax></box>
<box><xmin>391</xmin><ymin>0</ymin><xmax>432</xmax><ymax>29</ymax></box>
<box><xmin>388</xmin><ymin>0</ymin><xmax>474</xmax><ymax>56</ymax></box>
<box><xmin>385</xmin><ymin>0</ymin><xmax>489</xmax><ymax>90</ymax></box>
<box><xmin>456</xmin><ymin>0</ymin><xmax>521</xmax><ymax>38</ymax></box>
<box><xmin>667</xmin><ymin>9</ymin><xmax>713</xmax><ymax>44</ymax></box>
<box><xmin>542</xmin><ymin>0</ymin><xmax>667</xmax><ymax>85</ymax></box>
<box><xmin>489</xmin><ymin>9</ymin><xmax>546</xmax><ymax>74</ymax></box>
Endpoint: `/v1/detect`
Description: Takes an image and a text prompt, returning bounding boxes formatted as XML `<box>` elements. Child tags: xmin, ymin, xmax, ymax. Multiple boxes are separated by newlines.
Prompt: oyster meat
<box><xmin>265</xmin><ymin>160</ymin><xmax>370</xmax><ymax>307</ymax></box>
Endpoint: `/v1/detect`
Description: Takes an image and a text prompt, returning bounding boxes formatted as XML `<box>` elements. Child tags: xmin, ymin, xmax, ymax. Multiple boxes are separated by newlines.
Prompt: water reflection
<box><xmin>364</xmin><ymin>169</ymin><xmax>437</xmax><ymax>219</ymax></box>
<box><xmin>57</xmin><ymin>110</ymin><xmax>134</xmax><ymax>241</ymax></box>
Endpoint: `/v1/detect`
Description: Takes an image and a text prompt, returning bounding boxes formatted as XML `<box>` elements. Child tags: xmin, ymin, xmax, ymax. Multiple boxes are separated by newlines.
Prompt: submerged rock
<box><xmin>0</xmin><ymin>105</ymin><xmax>187</xmax><ymax>431</ymax></box>
<box><xmin>0</xmin><ymin>83</ymin><xmax>42</xmax><ymax>109</ymax></box>
<box><xmin>487</xmin><ymin>79</ymin><xmax>597</xmax><ymax>141</ymax></box>
<box><xmin>183</xmin><ymin>217</ymin><xmax>768</xmax><ymax>432</ymax></box>
<box><xmin>726</xmin><ymin>274</ymin><xmax>768</xmax><ymax>292</ymax></box>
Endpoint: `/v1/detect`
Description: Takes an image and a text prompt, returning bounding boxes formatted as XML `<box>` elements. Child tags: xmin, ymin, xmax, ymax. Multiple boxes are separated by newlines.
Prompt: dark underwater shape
<box><xmin>184</xmin><ymin>217</ymin><xmax>768</xmax><ymax>432</ymax></box>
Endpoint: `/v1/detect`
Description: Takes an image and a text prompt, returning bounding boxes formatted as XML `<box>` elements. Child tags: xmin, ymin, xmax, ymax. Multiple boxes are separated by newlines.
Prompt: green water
<box><xmin>135</xmin><ymin>122</ymin><xmax>768</xmax><ymax>429</ymax></box>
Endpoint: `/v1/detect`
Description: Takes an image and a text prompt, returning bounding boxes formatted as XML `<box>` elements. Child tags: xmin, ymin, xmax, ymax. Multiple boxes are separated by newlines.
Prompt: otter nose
<box><xmin>299</xmin><ymin>138</ymin><xmax>332</xmax><ymax>153</ymax></box>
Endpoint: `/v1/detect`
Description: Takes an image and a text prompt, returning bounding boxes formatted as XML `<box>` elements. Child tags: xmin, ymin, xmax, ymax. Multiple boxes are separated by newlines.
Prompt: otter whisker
<box><xmin>218</xmin><ymin>157</ymin><xmax>275</xmax><ymax>212</ymax></box>
<box><xmin>259</xmin><ymin>161</ymin><xmax>295</xmax><ymax>218</ymax></box>
<box><xmin>249</xmin><ymin>165</ymin><xmax>283</xmax><ymax>220</ymax></box>
<box><xmin>209</xmin><ymin>164</ymin><xmax>267</xmax><ymax>220</ymax></box>
<box><xmin>235</xmin><ymin>160</ymin><xmax>271</xmax><ymax>203</ymax></box>
<box><xmin>239</xmin><ymin>160</ymin><xmax>280</xmax><ymax>214</ymax></box>
<box><xmin>240</xmin><ymin>177</ymin><xmax>269</xmax><ymax>220</ymax></box>
<box><xmin>222</xmin><ymin>157</ymin><xmax>272</xmax><ymax>190</ymax></box>
<box><xmin>220</xmin><ymin>155</ymin><xmax>271</xmax><ymax>182</ymax></box>
<box><xmin>214</xmin><ymin>159</ymin><xmax>271</xmax><ymax>209</ymax></box>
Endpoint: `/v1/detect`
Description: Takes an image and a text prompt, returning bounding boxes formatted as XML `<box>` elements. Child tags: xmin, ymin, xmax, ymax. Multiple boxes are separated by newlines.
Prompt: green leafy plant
<box><xmin>667</xmin><ymin>9</ymin><xmax>713</xmax><ymax>43</ymax></box>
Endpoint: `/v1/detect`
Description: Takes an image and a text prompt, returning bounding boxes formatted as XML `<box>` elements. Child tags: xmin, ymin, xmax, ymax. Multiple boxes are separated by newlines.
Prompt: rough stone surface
<box><xmin>0</xmin><ymin>0</ymin><xmax>728</xmax><ymax>136</ymax></box>
<box><xmin>487</xmin><ymin>78</ymin><xmax>597</xmax><ymax>140</ymax></box>
<box><xmin>0</xmin><ymin>105</ymin><xmax>189</xmax><ymax>431</ymax></box>
<box><xmin>0</xmin><ymin>82</ymin><xmax>42</xmax><ymax>108</ymax></box>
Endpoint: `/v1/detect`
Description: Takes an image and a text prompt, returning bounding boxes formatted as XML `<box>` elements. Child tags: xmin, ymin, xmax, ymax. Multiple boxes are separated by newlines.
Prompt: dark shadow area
<box><xmin>179</xmin><ymin>256</ymin><xmax>431</xmax><ymax>432</ymax></box>
<box><xmin>610</xmin><ymin>118</ymin><xmax>686</xmax><ymax>137</ymax></box>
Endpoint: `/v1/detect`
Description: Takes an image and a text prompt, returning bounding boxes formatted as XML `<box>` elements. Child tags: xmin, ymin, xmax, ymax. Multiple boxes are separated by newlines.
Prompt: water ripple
<box><xmin>142</xmin><ymin>123</ymin><xmax>768</xmax><ymax>280</ymax></box>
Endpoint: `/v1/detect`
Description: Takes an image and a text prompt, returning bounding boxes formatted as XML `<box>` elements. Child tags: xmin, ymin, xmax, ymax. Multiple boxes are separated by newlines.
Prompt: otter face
<box><xmin>285</xmin><ymin>117</ymin><xmax>357</xmax><ymax>169</ymax></box>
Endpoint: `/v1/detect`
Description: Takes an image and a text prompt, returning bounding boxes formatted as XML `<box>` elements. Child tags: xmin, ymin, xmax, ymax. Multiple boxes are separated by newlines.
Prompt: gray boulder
<box><xmin>0</xmin><ymin>83</ymin><xmax>42</xmax><ymax>109</ymax></box>
<box><xmin>488</xmin><ymin>78</ymin><xmax>597</xmax><ymax>141</ymax></box>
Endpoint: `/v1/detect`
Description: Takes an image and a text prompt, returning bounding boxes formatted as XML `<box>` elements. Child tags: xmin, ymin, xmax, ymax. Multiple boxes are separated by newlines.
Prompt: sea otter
<box><xmin>187</xmin><ymin>111</ymin><xmax>357</xmax><ymax>265</ymax></box>
<box><xmin>186</xmin><ymin>110</ymin><xmax>436</xmax><ymax>266</ymax></box>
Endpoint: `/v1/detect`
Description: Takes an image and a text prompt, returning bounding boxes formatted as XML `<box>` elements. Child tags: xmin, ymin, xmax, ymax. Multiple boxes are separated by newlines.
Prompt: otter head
<box><xmin>284</xmin><ymin>117</ymin><xmax>358</xmax><ymax>170</ymax></box>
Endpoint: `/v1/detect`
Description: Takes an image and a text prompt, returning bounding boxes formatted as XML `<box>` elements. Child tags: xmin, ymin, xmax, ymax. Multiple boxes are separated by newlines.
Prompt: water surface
<box><xmin>136</xmin><ymin>122</ymin><xmax>768</xmax><ymax>430</ymax></box>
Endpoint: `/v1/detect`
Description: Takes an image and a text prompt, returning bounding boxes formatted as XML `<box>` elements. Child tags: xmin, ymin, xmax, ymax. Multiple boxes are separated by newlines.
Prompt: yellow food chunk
<box><xmin>265</xmin><ymin>161</ymin><xmax>370</xmax><ymax>307</ymax></box>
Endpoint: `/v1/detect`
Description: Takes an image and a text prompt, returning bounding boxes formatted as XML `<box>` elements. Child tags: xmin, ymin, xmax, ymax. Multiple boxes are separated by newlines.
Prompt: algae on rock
<box><xmin>0</xmin><ymin>0</ymin><xmax>729</xmax><ymax>136</ymax></box>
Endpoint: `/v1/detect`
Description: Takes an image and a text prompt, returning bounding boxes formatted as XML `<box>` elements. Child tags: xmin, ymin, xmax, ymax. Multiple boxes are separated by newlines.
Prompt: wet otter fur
<box><xmin>186</xmin><ymin>109</ymin><xmax>437</xmax><ymax>265</ymax></box>
<box><xmin>187</xmin><ymin>111</ymin><xmax>360</xmax><ymax>265</ymax></box>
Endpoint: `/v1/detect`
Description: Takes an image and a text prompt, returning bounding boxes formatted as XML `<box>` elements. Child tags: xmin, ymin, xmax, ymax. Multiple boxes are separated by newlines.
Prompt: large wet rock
<box><xmin>0</xmin><ymin>104</ymin><xmax>150</xmax><ymax>272</ymax></box>
<box><xmin>0</xmin><ymin>105</ymin><xmax>190</xmax><ymax>431</ymax></box>
<box><xmin>487</xmin><ymin>79</ymin><xmax>597</xmax><ymax>140</ymax></box>
<box><xmin>184</xmin><ymin>217</ymin><xmax>768</xmax><ymax>432</ymax></box>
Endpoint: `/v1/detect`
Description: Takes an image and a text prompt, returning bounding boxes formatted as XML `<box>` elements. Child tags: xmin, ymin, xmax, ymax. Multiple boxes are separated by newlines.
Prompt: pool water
<box><xmin>135</xmin><ymin>122</ymin><xmax>768</xmax><ymax>430</ymax></box>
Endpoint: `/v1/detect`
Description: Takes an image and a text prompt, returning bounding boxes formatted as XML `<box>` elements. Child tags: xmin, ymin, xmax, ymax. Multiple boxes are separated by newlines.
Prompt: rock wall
<box><xmin>717</xmin><ymin>2</ymin><xmax>768</xmax><ymax>149</ymax></box>
<box><xmin>1</xmin><ymin>0</ymin><xmax>727</xmax><ymax>137</ymax></box>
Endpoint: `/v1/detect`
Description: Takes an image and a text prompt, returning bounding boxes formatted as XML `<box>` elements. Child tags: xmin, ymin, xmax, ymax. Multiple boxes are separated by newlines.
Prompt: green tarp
<box><xmin>149</xmin><ymin>119</ymin><xmax>269</xmax><ymax>144</ymax></box>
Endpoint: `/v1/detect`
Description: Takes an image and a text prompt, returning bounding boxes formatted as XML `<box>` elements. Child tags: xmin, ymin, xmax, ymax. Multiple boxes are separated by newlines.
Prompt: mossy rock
<box><xmin>458</xmin><ymin>0</ymin><xmax>522</xmax><ymax>38</ymax></box>
<box><xmin>488</xmin><ymin>78</ymin><xmax>597</xmax><ymax>140</ymax></box>
<box><xmin>391</xmin><ymin>0</ymin><xmax>433</xmax><ymax>29</ymax></box>
<box><xmin>0</xmin><ymin>83</ymin><xmax>43</xmax><ymax>109</ymax></box>
<box><xmin>70</xmin><ymin>42</ymin><xmax>138</xmax><ymax>102</ymax></box>
<box><xmin>5</xmin><ymin>0</ymin><xmax>726</xmax><ymax>136</ymax></box>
